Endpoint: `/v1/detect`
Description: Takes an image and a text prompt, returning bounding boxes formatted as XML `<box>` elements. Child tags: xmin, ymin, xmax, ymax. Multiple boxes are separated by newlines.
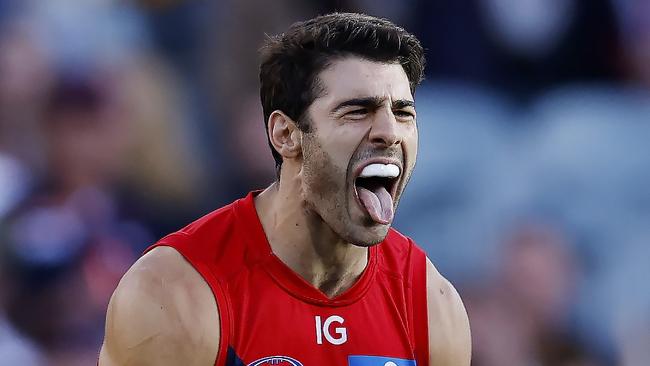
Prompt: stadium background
<box><xmin>0</xmin><ymin>0</ymin><xmax>648</xmax><ymax>365</ymax></box>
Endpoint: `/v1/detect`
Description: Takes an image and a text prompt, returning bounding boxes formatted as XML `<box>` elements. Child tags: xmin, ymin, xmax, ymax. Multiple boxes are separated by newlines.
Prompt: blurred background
<box><xmin>0</xmin><ymin>0</ymin><xmax>648</xmax><ymax>365</ymax></box>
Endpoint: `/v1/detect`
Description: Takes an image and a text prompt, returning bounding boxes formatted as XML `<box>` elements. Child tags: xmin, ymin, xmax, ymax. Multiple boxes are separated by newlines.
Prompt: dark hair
<box><xmin>259</xmin><ymin>12</ymin><xmax>426</xmax><ymax>171</ymax></box>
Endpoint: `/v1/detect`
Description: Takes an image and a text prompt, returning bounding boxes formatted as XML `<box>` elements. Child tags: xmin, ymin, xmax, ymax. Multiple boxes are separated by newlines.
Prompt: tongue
<box><xmin>357</xmin><ymin>185</ymin><xmax>394</xmax><ymax>224</ymax></box>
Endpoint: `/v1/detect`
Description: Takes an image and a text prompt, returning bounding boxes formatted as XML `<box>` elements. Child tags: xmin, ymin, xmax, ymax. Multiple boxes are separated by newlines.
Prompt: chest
<box><xmin>223</xmin><ymin>269</ymin><xmax>417</xmax><ymax>366</ymax></box>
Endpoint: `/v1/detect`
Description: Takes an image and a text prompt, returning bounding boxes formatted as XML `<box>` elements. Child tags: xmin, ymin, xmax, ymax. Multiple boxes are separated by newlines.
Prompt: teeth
<box><xmin>359</xmin><ymin>163</ymin><xmax>400</xmax><ymax>178</ymax></box>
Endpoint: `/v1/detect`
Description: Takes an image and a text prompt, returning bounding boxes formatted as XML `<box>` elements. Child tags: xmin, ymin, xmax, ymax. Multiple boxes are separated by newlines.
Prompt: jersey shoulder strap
<box><xmin>382</xmin><ymin>230</ymin><xmax>430</xmax><ymax>366</ymax></box>
<box><xmin>145</xmin><ymin>232</ymin><xmax>232</xmax><ymax>366</ymax></box>
<box><xmin>408</xmin><ymin>238</ymin><xmax>429</xmax><ymax>366</ymax></box>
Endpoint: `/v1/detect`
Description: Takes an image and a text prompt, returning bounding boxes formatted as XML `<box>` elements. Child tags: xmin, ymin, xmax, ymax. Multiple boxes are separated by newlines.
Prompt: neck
<box><xmin>254</xmin><ymin>180</ymin><xmax>369</xmax><ymax>298</ymax></box>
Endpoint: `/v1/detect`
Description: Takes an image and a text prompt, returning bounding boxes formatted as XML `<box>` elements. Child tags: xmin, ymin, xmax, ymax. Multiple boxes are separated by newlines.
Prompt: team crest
<box><xmin>247</xmin><ymin>356</ymin><xmax>304</xmax><ymax>366</ymax></box>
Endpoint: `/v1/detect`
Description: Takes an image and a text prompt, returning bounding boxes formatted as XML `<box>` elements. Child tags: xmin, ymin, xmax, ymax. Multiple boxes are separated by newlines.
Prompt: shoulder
<box><xmin>99</xmin><ymin>246</ymin><xmax>220</xmax><ymax>366</ymax></box>
<box><xmin>425</xmin><ymin>258</ymin><xmax>472</xmax><ymax>366</ymax></box>
<box><xmin>378</xmin><ymin>229</ymin><xmax>417</xmax><ymax>273</ymax></box>
<box><xmin>174</xmin><ymin>198</ymin><xmax>240</xmax><ymax>239</ymax></box>
<box><xmin>149</xmin><ymin>196</ymin><xmax>249</xmax><ymax>273</ymax></box>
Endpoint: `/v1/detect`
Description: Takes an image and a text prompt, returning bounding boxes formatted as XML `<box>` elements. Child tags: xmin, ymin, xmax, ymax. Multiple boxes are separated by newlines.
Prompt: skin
<box><xmin>99</xmin><ymin>57</ymin><xmax>471</xmax><ymax>365</ymax></box>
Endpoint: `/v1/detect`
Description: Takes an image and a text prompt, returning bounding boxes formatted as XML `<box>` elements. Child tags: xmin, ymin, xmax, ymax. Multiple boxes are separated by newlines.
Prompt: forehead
<box><xmin>315</xmin><ymin>57</ymin><xmax>413</xmax><ymax>105</ymax></box>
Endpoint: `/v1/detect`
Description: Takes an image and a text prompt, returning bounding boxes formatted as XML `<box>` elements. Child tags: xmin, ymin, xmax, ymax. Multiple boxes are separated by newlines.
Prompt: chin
<box><xmin>345</xmin><ymin>223</ymin><xmax>391</xmax><ymax>247</ymax></box>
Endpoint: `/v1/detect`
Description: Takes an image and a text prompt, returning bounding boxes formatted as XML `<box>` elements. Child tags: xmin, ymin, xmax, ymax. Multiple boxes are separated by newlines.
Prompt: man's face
<box><xmin>299</xmin><ymin>57</ymin><xmax>418</xmax><ymax>246</ymax></box>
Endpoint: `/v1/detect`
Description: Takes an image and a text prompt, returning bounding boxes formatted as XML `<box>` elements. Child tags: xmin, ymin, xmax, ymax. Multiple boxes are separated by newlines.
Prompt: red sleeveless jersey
<box><xmin>145</xmin><ymin>192</ymin><xmax>430</xmax><ymax>366</ymax></box>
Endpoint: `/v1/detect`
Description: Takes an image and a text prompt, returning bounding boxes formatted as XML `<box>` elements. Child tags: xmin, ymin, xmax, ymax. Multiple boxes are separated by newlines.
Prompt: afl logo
<box><xmin>247</xmin><ymin>356</ymin><xmax>304</xmax><ymax>366</ymax></box>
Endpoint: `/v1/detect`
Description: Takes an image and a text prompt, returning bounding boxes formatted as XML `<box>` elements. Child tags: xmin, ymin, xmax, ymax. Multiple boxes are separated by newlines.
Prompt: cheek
<box><xmin>302</xmin><ymin>135</ymin><xmax>344</xmax><ymax>192</ymax></box>
<box><xmin>319</xmin><ymin>125</ymin><xmax>364</xmax><ymax>169</ymax></box>
<box><xmin>403</xmin><ymin>124</ymin><xmax>418</xmax><ymax>169</ymax></box>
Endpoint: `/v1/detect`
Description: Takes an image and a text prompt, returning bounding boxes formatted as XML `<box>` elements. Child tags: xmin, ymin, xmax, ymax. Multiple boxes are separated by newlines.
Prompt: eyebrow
<box><xmin>392</xmin><ymin>99</ymin><xmax>415</xmax><ymax>109</ymax></box>
<box><xmin>330</xmin><ymin>97</ymin><xmax>415</xmax><ymax>114</ymax></box>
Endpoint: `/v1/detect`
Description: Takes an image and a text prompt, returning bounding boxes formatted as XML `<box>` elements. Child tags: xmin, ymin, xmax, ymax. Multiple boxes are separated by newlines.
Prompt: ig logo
<box><xmin>315</xmin><ymin>315</ymin><xmax>348</xmax><ymax>345</ymax></box>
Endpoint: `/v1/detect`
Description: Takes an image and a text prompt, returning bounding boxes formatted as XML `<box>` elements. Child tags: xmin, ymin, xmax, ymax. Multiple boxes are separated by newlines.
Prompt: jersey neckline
<box><xmin>234</xmin><ymin>191</ymin><xmax>378</xmax><ymax>307</ymax></box>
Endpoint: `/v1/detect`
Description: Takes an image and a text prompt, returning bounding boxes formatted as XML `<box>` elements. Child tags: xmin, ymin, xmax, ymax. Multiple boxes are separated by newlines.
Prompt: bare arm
<box><xmin>99</xmin><ymin>246</ymin><xmax>220</xmax><ymax>366</ymax></box>
<box><xmin>426</xmin><ymin>258</ymin><xmax>472</xmax><ymax>366</ymax></box>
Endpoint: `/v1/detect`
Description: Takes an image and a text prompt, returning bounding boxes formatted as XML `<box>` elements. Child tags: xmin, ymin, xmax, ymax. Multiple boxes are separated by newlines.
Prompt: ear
<box><xmin>268</xmin><ymin>110</ymin><xmax>302</xmax><ymax>161</ymax></box>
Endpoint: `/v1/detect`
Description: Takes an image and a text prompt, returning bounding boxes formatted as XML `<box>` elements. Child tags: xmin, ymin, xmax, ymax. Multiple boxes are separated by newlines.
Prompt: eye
<box><xmin>348</xmin><ymin>109</ymin><xmax>367</xmax><ymax>115</ymax></box>
<box><xmin>344</xmin><ymin>109</ymin><xmax>368</xmax><ymax>119</ymax></box>
<box><xmin>394</xmin><ymin>110</ymin><xmax>415</xmax><ymax>120</ymax></box>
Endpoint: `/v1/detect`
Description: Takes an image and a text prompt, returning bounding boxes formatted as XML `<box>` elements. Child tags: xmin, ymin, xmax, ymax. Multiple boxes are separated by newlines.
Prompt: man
<box><xmin>99</xmin><ymin>13</ymin><xmax>471</xmax><ymax>366</ymax></box>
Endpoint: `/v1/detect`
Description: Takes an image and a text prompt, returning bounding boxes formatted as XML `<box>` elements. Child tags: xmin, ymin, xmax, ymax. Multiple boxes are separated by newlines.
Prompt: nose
<box><xmin>368</xmin><ymin>108</ymin><xmax>401</xmax><ymax>148</ymax></box>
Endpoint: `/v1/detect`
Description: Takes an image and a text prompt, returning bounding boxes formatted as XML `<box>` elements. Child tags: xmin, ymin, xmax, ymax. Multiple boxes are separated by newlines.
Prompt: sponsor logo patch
<box><xmin>348</xmin><ymin>355</ymin><xmax>417</xmax><ymax>366</ymax></box>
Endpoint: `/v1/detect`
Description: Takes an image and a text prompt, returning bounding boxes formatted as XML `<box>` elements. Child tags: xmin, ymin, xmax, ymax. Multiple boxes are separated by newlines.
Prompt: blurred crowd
<box><xmin>0</xmin><ymin>0</ymin><xmax>648</xmax><ymax>365</ymax></box>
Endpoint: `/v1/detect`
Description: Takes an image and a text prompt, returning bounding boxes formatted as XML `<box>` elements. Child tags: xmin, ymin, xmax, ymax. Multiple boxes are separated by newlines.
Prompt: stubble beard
<box><xmin>301</xmin><ymin>134</ymin><xmax>390</xmax><ymax>247</ymax></box>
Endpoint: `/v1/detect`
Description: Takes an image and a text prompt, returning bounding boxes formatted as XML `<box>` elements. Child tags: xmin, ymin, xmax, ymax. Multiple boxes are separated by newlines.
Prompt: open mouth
<box><xmin>353</xmin><ymin>163</ymin><xmax>400</xmax><ymax>225</ymax></box>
